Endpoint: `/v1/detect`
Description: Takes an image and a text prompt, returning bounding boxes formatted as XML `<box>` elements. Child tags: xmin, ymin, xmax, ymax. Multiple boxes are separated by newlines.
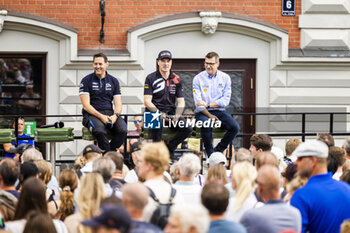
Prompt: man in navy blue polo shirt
<box><xmin>79</xmin><ymin>53</ymin><xmax>127</xmax><ymax>152</ymax></box>
<box><xmin>144</xmin><ymin>50</ymin><xmax>192</xmax><ymax>156</ymax></box>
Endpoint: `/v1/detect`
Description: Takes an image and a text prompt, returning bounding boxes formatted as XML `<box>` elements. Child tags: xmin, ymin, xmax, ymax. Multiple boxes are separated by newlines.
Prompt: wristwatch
<box><xmin>115</xmin><ymin>113</ymin><xmax>120</xmax><ymax>118</ymax></box>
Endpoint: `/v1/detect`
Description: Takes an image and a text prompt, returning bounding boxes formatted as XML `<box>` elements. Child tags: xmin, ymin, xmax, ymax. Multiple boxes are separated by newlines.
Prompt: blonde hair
<box><xmin>206</xmin><ymin>164</ymin><xmax>228</xmax><ymax>184</ymax></box>
<box><xmin>231</xmin><ymin>161</ymin><xmax>257</xmax><ymax>212</ymax></box>
<box><xmin>78</xmin><ymin>173</ymin><xmax>106</xmax><ymax>233</ymax></box>
<box><xmin>142</xmin><ymin>142</ymin><xmax>170</xmax><ymax>175</ymax></box>
<box><xmin>34</xmin><ymin>160</ymin><xmax>52</xmax><ymax>185</ymax></box>
<box><xmin>58</xmin><ymin>170</ymin><xmax>78</xmax><ymax>220</ymax></box>
<box><xmin>286</xmin><ymin>175</ymin><xmax>308</xmax><ymax>202</ymax></box>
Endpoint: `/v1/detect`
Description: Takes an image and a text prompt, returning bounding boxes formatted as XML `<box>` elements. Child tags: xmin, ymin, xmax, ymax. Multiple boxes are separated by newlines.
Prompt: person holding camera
<box><xmin>3</xmin><ymin>117</ymin><xmax>34</xmax><ymax>161</ymax></box>
<box><xmin>79</xmin><ymin>53</ymin><xmax>127</xmax><ymax>152</ymax></box>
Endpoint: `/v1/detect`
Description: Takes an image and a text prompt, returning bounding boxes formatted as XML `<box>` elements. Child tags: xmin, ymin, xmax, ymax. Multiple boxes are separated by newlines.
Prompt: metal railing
<box><xmin>1</xmin><ymin>112</ymin><xmax>350</xmax><ymax>169</ymax></box>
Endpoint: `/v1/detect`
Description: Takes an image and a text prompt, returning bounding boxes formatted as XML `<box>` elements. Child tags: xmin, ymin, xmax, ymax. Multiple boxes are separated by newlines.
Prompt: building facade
<box><xmin>0</xmin><ymin>0</ymin><xmax>349</xmax><ymax>157</ymax></box>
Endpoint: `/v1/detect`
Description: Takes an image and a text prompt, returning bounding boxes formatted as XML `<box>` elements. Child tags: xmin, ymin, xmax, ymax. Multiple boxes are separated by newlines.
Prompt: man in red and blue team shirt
<box><xmin>144</xmin><ymin>50</ymin><xmax>192</xmax><ymax>156</ymax></box>
<box><xmin>79</xmin><ymin>53</ymin><xmax>127</xmax><ymax>152</ymax></box>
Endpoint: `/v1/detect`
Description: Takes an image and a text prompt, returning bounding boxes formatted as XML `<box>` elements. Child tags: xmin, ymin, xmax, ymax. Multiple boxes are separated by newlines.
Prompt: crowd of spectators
<box><xmin>0</xmin><ymin>58</ymin><xmax>41</xmax><ymax>115</ymax></box>
<box><xmin>0</xmin><ymin>132</ymin><xmax>350</xmax><ymax>233</ymax></box>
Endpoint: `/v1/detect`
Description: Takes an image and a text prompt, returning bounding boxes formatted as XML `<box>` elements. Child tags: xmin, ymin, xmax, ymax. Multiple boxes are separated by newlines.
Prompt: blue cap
<box><xmin>81</xmin><ymin>205</ymin><xmax>131</xmax><ymax>233</ymax></box>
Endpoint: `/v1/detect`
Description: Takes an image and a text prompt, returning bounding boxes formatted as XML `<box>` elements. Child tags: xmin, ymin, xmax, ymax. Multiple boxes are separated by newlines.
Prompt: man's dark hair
<box><xmin>93</xmin><ymin>53</ymin><xmax>108</xmax><ymax>63</ymax></box>
<box><xmin>105</xmin><ymin>151</ymin><xmax>124</xmax><ymax>172</ymax></box>
<box><xmin>201</xmin><ymin>181</ymin><xmax>229</xmax><ymax>215</ymax></box>
<box><xmin>250</xmin><ymin>134</ymin><xmax>273</xmax><ymax>151</ymax></box>
<box><xmin>317</xmin><ymin>133</ymin><xmax>335</xmax><ymax>147</ymax></box>
<box><xmin>0</xmin><ymin>159</ymin><xmax>19</xmax><ymax>186</ymax></box>
<box><xmin>205</xmin><ymin>52</ymin><xmax>219</xmax><ymax>62</ymax></box>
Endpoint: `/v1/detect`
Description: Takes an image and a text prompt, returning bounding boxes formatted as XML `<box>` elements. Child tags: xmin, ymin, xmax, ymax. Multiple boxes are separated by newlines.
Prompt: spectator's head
<box><xmin>58</xmin><ymin>169</ymin><xmax>78</xmax><ymax>218</ymax></box>
<box><xmin>33</xmin><ymin>160</ymin><xmax>52</xmax><ymax>185</ymax></box>
<box><xmin>255</xmin><ymin>151</ymin><xmax>279</xmax><ymax>170</ymax></box>
<box><xmin>169</xmin><ymin>161</ymin><xmax>180</xmax><ymax>184</ymax></box>
<box><xmin>206</xmin><ymin>164</ymin><xmax>228</xmax><ymax>184</ymax></box>
<box><xmin>18</xmin><ymin>161</ymin><xmax>42</xmax><ymax>188</ymax></box>
<box><xmin>105</xmin><ymin>151</ymin><xmax>124</xmax><ymax>174</ymax></box>
<box><xmin>12</xmin><ymin>117</ymin><xmax>25</xmax><ymax>135</ymax></box>
<box><xmin>14</xmin><ymin>177</ymin><xmax>47</xmax><ymax>220</ymax></box>
<box><xmin>340</xmin><ymin>170</ymin><xmax>350</xmax><ymax>185</ymax></box>
<box><xmin>139</xmin><ymin>142</ymin><xmax>170</xmax><ymax>180</ymax></box>
<box><xmin>317</xmin><ymin>133</ymin><xmax>334</xmax><ymax>147</ymax></box>
<box><xmin>177</xmin><ymin>153</ymin><xmax>201</xmax><ymax>180</ymax></box>
<box><xmin>201</xmin><ymin>181</ymin><xmax>229</xmax><ymax>216</ymax></box>
<box><xmin>341</xmin><ymin>219</ymin><xmax>350</xmax><ymax>233</ymax></box>
<box><xmin>249</xmin><ymin>134</ymin><xmax>273</xmax><ymax>157</ymax></box>
<box><xmin>23</xmin><ymin>211</ymin><xmax>57</xmax><ymax>233</ymax></box>
<box><xmin>230</xmin><ymin>161</ymin><xmax>257</xmax><ymax>212</ymax></box>
<box><xmin>256</xmin><ymin>165</ymin><xmax>281</xmax><ymax>202</ymax></box>
<box><xmin>0</xmin><ymin>158</ymin><xmax>19</xmax><ymax>188</ymax></box>
<box><xmin>82</xmin><ymin>205</ymin><xmax>132</xmax><ymax>233</ymax></box>
<box><xmin>285</xmin><ymin>138</ymin><xmax>302</xmax><ymax>157</ymax></box>
<box><xmin>78</xmin><ymin>173</ymin><xmax>106</xmax><ymax>219</ymax></box>
<box><xmin>73</xmin><ymin>155</ymin><xmax>85</xmax><ymax>171</ymax></box>
<box><xmin>208</xmin><ymin>152</ymin><xmax>226</xmax><ymax>166</ymax></box>
<box><xmin>92</xmin><ymin>157</ymin><xmax>116</xmax><ymax>183</ymax></box>
<box><xmin>232</xmin><ymin>148</ymin><xmax>253</xmax><ymax>164</ymax></box>
<box><xmin>130</xmin><ymin>141</ymin><xmax>142</xmax><ymax>169</ymax></box>
<box><xmin>282</xmin><ymin>163</ymin><xmax>298</xmax><ymax>189</ymax></box>
<box><xmin>285</xmin><ymin>175</ymin><xmax>308</xmax><ymax>202</ymax></box>
<box><xmin>0</xmin><ymin>190</ymin><xmax>17</xmax><ymax>221</ymax></box>
<box><xmin>157</xmin><ymin>50</ymin><xmax>172</xmax><ymax>74</ymax></box>
<box><xmin>21</xmin><ymin>148</ymin><xmax>43</xmax><ymax>163</ymax></box>
<box><xmin>342</xmin><ymin>137</ymin><xmax>350</xmax><ymax>157</ymax></box>
<box><xmin>133</xmin><ymin>116</ymin><xmax>143</xmax><ymax>132</ymax></box>
<box><xmin>292</xmin><ymin>140</ymin><xmax>329</xmax><ymax>178</ymax></box>
<box><xmin>164</xmin><ymin>204</ymin><xmax>210</xmax><ymax>233</ymax></box>
<box><xmin>329</xmin><ymin>146</ymin><xmax>346</xmax><ymax>170</ymax></box>
<box><xmin>82</xmin><ymin>144</ymin><xmax>103</xmax><ymax>163</ymax></box>
<box><xmin>122</xmin><ymin>183</ymin><xmax>149</xmax><ymax>219</ymax></box>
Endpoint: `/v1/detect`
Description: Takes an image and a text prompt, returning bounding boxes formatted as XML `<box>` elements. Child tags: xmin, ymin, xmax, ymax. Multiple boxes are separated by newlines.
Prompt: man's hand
<box><xmin>99</xmin><ymin>114</ymin><xmax>110</xmax><ymax>124</ymax></box>
<box><xmin>109</xmin><ymin>114</ymin><xmax>118</xmax><ymax>124</ymax></box>
<box><xmin>208</xmin><ymin>114</ymin><xmax>219</xmax><ymax>122</ymax></box>
<box><xmin>196</xmin><ymin>100</ymin><xmax>208</xmax><ymax>107</ymax></box>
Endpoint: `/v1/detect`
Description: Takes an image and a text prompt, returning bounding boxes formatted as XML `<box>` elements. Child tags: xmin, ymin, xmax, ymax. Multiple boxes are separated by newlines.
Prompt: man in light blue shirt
<box><xmin>192</xmin><ymin>52</ymin><xmax>240</xmax><ymax>157</ymax></box>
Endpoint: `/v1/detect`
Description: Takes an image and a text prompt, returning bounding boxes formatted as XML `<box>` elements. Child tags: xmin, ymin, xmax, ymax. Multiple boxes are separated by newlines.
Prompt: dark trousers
<box><xmin>151</xmin><ymin>116</ymin><xmax>192</xmax><ymax>154</ymax></box>
<box><xmin>83</xmin><ymin>110</ymin><xmax>127</xmax><ymax>151</ymax></box>
<box><xmin>195</xmin><ymin>110</ymin><xmax>240</xmax><ymax>157</ymax></box>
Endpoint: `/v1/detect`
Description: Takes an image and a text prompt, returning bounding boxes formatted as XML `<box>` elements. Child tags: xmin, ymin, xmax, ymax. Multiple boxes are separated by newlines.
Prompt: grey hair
<box><xmin>21</xmin><ymin>148</ymin><xmax>43</xmax><ymax>163</ymax></box>
<box><xmin>170</xmin><ymin>204</ymin><xmax>210</xmax><ymax>233</ymax></box>
<box><xmin>178</xmin><ymin>153</ymin><xmax>201</xmax><ymax>179</ymax></box>
<box><xmin>92</xmin><ymin>157</ymin><xmax>116</xmax><ymax>183</ymax></box>
<box><xmin>344</xmin><ymin>137</ymin><xmax>350</xmax><ymax>154</ymax></box>
<box><xmin>234</xmin><ymin>148</ymin><xmax>253</xmax><ymax>163</ymax></box>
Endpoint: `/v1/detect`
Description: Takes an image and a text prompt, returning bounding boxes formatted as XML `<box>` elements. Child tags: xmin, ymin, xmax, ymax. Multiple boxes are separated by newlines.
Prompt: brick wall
<box><xmin>1</xmin><ymin>0</ymin><xmax>301</xmax><ymax>49</ymax></box>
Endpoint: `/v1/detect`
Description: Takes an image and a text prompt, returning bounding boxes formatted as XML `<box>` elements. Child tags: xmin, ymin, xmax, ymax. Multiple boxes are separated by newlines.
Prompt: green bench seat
<box><xmin>34</xmin><ymin>128</ymin><xmax>74</xmax><ymax>142</ymax></box>
<box><xmin>0</xmin><ymin>129</ymin><xmax>15</xmax><ymax>143</ymax></box>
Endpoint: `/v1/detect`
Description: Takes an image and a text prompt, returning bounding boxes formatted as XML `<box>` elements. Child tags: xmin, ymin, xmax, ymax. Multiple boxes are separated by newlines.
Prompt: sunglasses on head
<box><xmin>134</xmin><ymin>119</ymin><xmax>142</xmax><ymax>124</ymax></box>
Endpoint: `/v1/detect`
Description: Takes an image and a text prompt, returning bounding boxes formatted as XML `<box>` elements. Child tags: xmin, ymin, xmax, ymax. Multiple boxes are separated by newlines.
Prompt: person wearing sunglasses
<box><xmin>290</xmin><ymin>140</ymin><xmax>350</xmax><ymax>233</ymax></box>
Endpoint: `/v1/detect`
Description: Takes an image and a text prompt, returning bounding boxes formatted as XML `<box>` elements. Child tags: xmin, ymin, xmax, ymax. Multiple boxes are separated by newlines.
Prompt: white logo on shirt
<box><xmin>153</xmin><ymin>78</ymin><xmax>165</xmax><ymax>94</ymax></box>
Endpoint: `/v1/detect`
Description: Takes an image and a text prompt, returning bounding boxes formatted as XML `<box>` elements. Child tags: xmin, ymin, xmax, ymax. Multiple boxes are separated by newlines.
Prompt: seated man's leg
<box><xmin>195</xmin><ymin>112</ymin><xmax>213</xmax><ymax>157</ymax></box>
<box><xmin>167</xmin><ymin>116</ymin><xmax>192</xmax><ymax>154</ymax></box>
<box><xmin>212</xmin><ymin>110</ymin><xmax>240</xmax><ymax>153</ymax></box>
<box><xmin>110</xmin><ymin>116</ymin><xmax>128</xmax><ymax>151</ymax></box>
<box><xmin>84</xmin><ymin>114</ymin><xmax>110</xmax><ymax>151</ymax></box>
<box><xmin>151</xmin><ymin>126</ymin><xmax>163</xmax><ymax>142</ymax></box>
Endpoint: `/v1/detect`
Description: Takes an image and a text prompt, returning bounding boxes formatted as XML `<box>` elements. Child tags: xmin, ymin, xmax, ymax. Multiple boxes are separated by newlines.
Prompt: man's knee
<box><xmin>93</xmin><ymin>127</ymin><xmax>107</xmax><ymax>136</ymax></box>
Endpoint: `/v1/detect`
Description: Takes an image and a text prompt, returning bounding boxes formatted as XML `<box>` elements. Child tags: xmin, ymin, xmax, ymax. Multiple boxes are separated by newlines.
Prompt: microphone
<box><xmin>40</xmin><ymin>121</ymin><xmax>64</xmax><ymax>128</ymax></box>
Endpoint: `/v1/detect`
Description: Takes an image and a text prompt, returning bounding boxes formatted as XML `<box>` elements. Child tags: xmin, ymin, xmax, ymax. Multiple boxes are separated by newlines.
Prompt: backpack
<box><xmin>147</xmin><ymin>187</ymin><xmax>176</xmax><ymax>229</ymax></box>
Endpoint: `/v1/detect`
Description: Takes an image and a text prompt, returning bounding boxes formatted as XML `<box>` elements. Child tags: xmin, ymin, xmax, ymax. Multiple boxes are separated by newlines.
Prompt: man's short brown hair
<box><xmin>93</xmin><ymin>53</ymin><xmax>108</xmax><ymax>63</ymax></box>
<box><xmin>250</xmin><ymin>134</ymin><xmax>273</xmax><ymax>151</ymax></box>
<box><xmin>201</xmin><ymin>181</ymin><xmax>229</xmax><ymax>215</ymax></box>
<box><xmin>205</xmin><ymin>52</ymin><xmax>219</xmax><ymax>62</ymax></box>
<box><xmin>285</xmin><ymin>138</ymin><xmax>302</xmax><ymax>156</ymax></box>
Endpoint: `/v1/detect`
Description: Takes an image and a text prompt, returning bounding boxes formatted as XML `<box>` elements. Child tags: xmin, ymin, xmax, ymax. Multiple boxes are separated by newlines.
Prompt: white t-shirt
<box><xmin>5</xmin><ymin>219</ymin><xmax>68</xmax><ymax>233</ymax></box>
<box><xmin>173</xmin><ymin>181</ymin><xmax>202</xmax><ymax>204</ymax></box>
<box><xmin>125</xmin><ymin>169</ymin><xmax>172</xmax><ymax>184</ymax></box>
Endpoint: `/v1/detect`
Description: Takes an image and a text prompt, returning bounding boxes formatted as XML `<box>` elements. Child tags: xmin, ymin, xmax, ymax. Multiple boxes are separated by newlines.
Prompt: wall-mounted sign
<box><xmin>282</xmin><ymin>0</ymin><xmax>295</xmax><ymax>16</ymax></box>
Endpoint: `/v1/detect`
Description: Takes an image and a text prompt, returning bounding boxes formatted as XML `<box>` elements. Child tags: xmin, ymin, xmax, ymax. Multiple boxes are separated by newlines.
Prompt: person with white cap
<box><xmin>290</xmin><ymin>140</ymin><xmax>350</xmax><ymax>233</ymax></box>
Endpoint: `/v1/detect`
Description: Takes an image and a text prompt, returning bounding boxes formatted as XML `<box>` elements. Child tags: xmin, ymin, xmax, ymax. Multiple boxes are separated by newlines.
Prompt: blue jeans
<box><xmin>195</xmin><ymin>110</ymin><xmax>240</xmax><ymax>157</ymax></box>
